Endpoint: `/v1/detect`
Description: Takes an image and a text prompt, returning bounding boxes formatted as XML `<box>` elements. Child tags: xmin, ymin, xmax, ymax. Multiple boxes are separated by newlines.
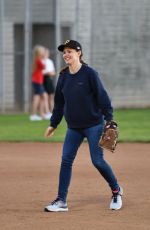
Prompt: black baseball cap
<box><xmin>58</xmin><ymin>40</ymin><xmax>82</xmax><ymax>52</ymax></box>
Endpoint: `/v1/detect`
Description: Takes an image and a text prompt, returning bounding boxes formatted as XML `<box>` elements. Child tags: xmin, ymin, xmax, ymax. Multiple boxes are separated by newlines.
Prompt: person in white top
<box><xmin>43</xmin><ymin>48</ymin><xmax>56</xmax><ymax>114</ymax></box>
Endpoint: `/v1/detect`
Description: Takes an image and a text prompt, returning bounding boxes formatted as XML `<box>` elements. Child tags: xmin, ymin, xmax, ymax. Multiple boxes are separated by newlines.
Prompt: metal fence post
<box><xmin>0</xmin><ymin>0</ymin><xmax>5</xmax><ymax>113</ymax></box>
<box><xmin>55</xmin><ymin>0</ymin><xmax>61</xmax><ymax>75</ymax></box>
<box><xmin>24</xmin><ymin>0</ymin><xmax>32</xmax><ymax>112</ymax></box>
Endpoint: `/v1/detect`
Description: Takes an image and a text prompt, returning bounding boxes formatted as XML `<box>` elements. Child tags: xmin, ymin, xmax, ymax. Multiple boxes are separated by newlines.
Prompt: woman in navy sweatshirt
<box><xmin>44</xmin><ymin>40</ymin><xmax>123</xmax><ymax>212</ymax></box>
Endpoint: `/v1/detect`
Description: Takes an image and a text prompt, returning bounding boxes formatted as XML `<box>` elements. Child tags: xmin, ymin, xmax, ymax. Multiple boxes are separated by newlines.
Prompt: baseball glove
<box><xmin>99</xmin><ymin>121</ymin><xmax>118</xmax><ymax>152</ymax></box>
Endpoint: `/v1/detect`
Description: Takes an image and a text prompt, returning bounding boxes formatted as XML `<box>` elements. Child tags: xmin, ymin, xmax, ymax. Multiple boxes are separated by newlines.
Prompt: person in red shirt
<box><xmin>30</xmin><ymin>45</ymin><xmax>52</xmax><ymax>121</ymax></box>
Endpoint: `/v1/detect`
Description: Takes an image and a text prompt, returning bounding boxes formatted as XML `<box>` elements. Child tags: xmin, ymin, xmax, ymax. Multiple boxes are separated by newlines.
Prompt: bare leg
<box><xmin>31</xmin><ymin>95</ymin><xmax>40</xmax><ymax>115</ymax></box>
<box><xmin>40</xmin><ymin>93</ymin><xmax>51</xmax><ymax>118</ymax></box>
<box><xmin>48</xmin><ymin>94</ymin><xmax>54</xmax><ymax>113</ymax></box>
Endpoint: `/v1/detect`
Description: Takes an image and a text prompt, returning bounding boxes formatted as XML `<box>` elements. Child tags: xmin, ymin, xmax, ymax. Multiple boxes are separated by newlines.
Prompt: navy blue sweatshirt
<box><xmin>50</xmin><ymin>64</ymin><xmax>113</xmax><ymax>129</ymax></box>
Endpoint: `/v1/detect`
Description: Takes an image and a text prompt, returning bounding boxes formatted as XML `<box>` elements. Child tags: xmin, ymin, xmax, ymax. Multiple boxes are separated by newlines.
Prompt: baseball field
<box><xmin>0</xmin><ymin>109</ymin><xmax>150</xmax><ymax>230</ymax></box>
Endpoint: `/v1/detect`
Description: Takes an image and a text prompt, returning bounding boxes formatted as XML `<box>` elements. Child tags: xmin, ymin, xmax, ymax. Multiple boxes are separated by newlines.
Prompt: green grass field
<box><xmin>0</xmin><ymin>108</ymin><xmax>149</xmax><ymax>142</ymax></box>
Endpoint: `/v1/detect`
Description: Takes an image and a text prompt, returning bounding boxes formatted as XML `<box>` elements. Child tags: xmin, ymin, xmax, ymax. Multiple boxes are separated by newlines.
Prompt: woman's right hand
<box><xmin>44</xmin><ymin>126</ymin><xmax>55</xmax><ymax>138</ymax></box>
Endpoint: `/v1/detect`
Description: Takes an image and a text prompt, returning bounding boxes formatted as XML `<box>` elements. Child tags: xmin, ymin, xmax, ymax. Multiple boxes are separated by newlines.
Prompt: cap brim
<box><xmin>58</xmin><ymin>44</ymin><xmax>65</xmax><ymax>52</ymax></box>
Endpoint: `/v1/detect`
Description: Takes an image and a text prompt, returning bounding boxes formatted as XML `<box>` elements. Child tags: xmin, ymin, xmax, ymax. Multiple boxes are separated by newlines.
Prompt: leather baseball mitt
<box><xmin>99</xmin><ymin>121</ymin><xmax>118</xmax><ymax>152</ymax></box>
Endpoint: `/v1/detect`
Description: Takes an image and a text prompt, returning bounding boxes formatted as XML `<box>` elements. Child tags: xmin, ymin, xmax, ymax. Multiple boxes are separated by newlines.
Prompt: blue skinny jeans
<box><xmin>57</xmin><ymin>123</ymin><xmax>119</xmax><ymax>202</ymax></box>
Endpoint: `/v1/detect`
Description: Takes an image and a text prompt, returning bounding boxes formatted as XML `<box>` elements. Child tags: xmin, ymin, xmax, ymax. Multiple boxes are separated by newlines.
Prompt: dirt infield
<box><xmin>0</xmin><ymin>143</ymin><xmax>150</xmax><ymax>230</ymax></box>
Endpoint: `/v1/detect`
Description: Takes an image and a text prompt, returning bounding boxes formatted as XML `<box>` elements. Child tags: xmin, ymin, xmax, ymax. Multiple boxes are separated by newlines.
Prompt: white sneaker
<box><xmin>110</xmin><ymin>187</ymin><xmax>123</xmax><ymax>210</ymax></box>
<box><xmin>29</xmin><ymin>114</ymin><xmax>42</xmax><ymax>121</ymax></box>
<box><xmin>43</xmin><ymin>112</ymin><xmax>52</xmax><ymax>120</ymax></box>
<box><xmin>44</xmin><ymin>198</ymin><xmax>68</xmax><ymax>212</ymax></box>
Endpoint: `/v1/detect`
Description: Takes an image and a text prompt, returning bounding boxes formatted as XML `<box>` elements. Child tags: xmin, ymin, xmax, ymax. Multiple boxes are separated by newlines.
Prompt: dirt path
<box><xmin>0</xmin><ymin>143</ymin><xmax>150</xmax><ymax>230</ymax></box>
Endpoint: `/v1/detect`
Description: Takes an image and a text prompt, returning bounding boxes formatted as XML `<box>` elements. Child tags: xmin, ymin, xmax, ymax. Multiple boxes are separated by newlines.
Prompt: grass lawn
<box><xmin>114</xmin><ymin>108</ymin><xmax>150</xmax><ymax>142</ymax></box>
<box><xmin>0</xmin><ymin>108</ymin><xmax>149</xmax><ymax>142</ymax></box>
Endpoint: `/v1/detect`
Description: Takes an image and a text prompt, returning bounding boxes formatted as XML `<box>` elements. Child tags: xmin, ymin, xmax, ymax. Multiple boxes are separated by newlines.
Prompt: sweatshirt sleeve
<box><xmin>90</xmin><ymin>70</ymin><xmax>113</xmax><ymax>121</ymax></box>
<box><xmin>50</xmin><ymin>75</ymin><xmax>65</xmax><ymax>128</ymax></box>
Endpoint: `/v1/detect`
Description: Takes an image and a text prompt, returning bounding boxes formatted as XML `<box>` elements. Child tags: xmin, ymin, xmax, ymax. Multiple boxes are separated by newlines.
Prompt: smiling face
<box><xmin>63</xmin><ymin>48</ymin><xmax>81</xmax><ymax>65</ymax></box>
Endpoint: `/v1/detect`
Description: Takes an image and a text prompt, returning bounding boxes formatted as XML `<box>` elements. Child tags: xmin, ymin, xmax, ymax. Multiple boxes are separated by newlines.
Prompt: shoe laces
<box><xmin>51</xmin><ymin>198</ymin><xmax>60</xmax><ymax>205</ymax></box>
<box><xmin>112</xmin><ymin>193</ymin><xmax>118</xmax><ymax>203</ymax></box>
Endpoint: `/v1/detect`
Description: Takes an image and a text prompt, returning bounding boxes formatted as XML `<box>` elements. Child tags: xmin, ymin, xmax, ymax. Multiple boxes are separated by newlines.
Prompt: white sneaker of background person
<box><xmin>29</xmin><ymin>114</ymin><xmax>42</xmax><ymax>121</ymax></box>
<box><xmin>110</xmin><ymin>186</ymin><xmax>123</xmax><ymax>210</ymax></box>
<box><xmin>43</xmin><ymin>112</ymin><xmax>52</xmax><ymax>120</ymax></box>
